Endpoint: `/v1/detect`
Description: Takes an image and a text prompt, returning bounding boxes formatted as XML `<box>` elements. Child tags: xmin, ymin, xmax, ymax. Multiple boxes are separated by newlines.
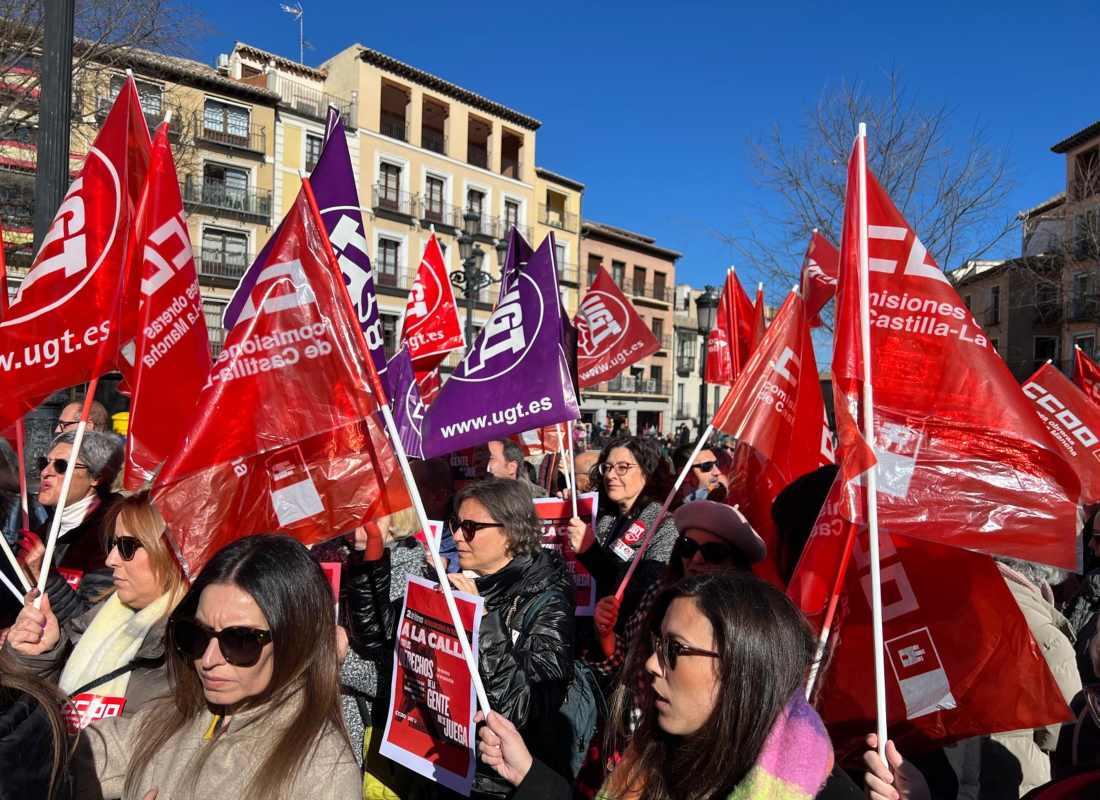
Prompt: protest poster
<box><xmin>380</xmin><ymin>575</ymin><xmax>484</xmax><ymax>796</ymax></box>
<box><xmin>533</xmin><ymin>493</ymin><xmax>598</xmax><ymax>615</ymax></box>
<box><xmin>448</xmin><ymin>446</ymin><xmax>489</xmax><ymax>488</ymax></box>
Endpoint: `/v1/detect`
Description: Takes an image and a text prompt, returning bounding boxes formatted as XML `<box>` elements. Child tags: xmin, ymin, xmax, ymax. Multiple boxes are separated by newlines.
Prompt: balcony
<box><xmin>465</xmin><ymin>211</ymin><xmax>499</xmax><ymax>239</ymax></box>
<box><xmin>1070</xmin><ymin>294</ymin><xmax>1100</xmax><ymax>322</ymax></box>
<box><xmin>676</xmin><ymin>351</ymin><xmax>697</xmax><ymax>376</ymax></box>
<box><xmin>675</xmin><ymin>404</ymin><xmax>692</xmax><ymax>419</ymax></box>
<box><xmin>499</xmin><ymin>221</ymin><xmax>532</xmax><ymax>242</ymax></box>
<box><xmin>197</xmin><ymin>249</ymin><xmax>251</xmax><ymax>284</ymax></box>
<box><xmin>421</xmin><ymin>128</ymin><xmax>446</xmax><ymax>155</ymax></box>
<box><xmin>539</xmin><ymin>204</ymin><xmax>577</xmax><ymax>233</ymax></box>
<box><xmin>181</xmin><ymin>179</ymin><xmax>272</xmax><ymax>223</ymax></box>
<box><xmin>95</xmin><ymin>95</ymin><xmax>183</xmax><ymax>138</ymax></box>
<box><xmin>374</xmin><ymin>263</ymin><xmax>410</xmax><ymax>290</ymax></box>
<box><xmin>195</xmin><ymin>118</ymin><xmax>267</xmax><ymax>156</ymax></box>
<box><xmin>421</xmin><ymin>200</ymin><xmax>459</xmax><ymax>230</ymax></box>
<box><xmin>468</xmin><ymin>143</ymin><xmax>490</xmax><ymax>170</ymax></box>
<box><xmin>557</xmin><ymin>260</ymin><xmax>580</xmax><ymax>285</ymax></box>
<box><xmin>380</xmin><ymin>113</ymin><xmax>408</xmax><ymax>142</ymax></box>
<box><xmin>601</xmin><ymin>376</ymin><xmax>671</xmax><ymax>396</ymax></box>
<box><xmin>272</xmin><ymin>77</ymin><xmax>355</xmax><ymax>127</ymax></box>
<box><xmin>372</xmin><ymin>184</ymin><xmax>415</xmax><ymax>218</ymax></box>
<box><xmin>642</xmin><ymin>283</ymin><xmax>673</xmax><ymax>303</ymax></box>
<box><xmin>1033</xmin><ymin>298</ymin><xmax>1062</xmax><ymax>324</ymax></box>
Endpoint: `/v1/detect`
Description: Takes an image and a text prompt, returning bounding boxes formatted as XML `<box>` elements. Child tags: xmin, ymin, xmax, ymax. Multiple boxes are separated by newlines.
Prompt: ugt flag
<box><xmin>0</xmin><ymin>76</ymin><xmax>151</xmax><ymax>429</ymax></box>
<box><xmin>122</xmin><ymin>122</ymin><xmax>211</xmax><ymax>490</ymax></box>
<box><xmin>791</xmin><ymin>487</ymin><xmax>1073</xmax><ymax>760</ymax></box>
<box><xmin>421</xmin><ymin>235</ymin><xmax>580</xmax><ymax>457</ymax></box>
<box><xmin>153</xmin><ymin>180</ymin><xmax>408</xmax><ymax>576</ymax></box>
<box><xmin>402</xmin><ymin>232</ymin><xmax>464</xmax><ymax>372</ymax></box>
<box><xmin>575</xmin><ymin>265</ymin><xmax>659</xmax><ymax>387</ymax></box>
<box><xmin>224</xmin><ymin>108</ymin><xmax>387</xmax><ymax>375</ymax></box>
<box><xmin>383</xmin><ymin>346</ymin><xmax>426</xmax><ymax>460</ymax></box>
<box><xmin>832</xmin><ymin>129</ymin><xmax>1081</xmax><ymax>571</ymax></box>
<box><xmin>1074</xmin><ymin>345</ymin><xmax>1100</xmax><ymax>405</ymax></box>
<box><xmin>800</xmin><ymin>230</ymin><xmax>841</xmax><ymax>327</ymax></box>
<box><xmin>1022</xmin><ymin>361</ymin><xmax>1100</xmax><ymax>504</ymax></box>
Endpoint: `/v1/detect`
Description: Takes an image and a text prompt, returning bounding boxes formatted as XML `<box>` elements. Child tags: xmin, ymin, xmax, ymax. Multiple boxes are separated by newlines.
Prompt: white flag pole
<box><xmin>35</xmin><ymin>418</ymin><xmax>90</xmax><ymax>605</ymax></box>
<box><xmin>856</xmin><ymin>122</ymin><xmax>888</xmax><ymax>759</ymax></box>
<box><xmin>566</xmin><ymin>421</ymin><xmax>578</xmax><ymax>518</ymax></box>
<box><xmin>301</xmin><ymin>174</ymin><xmax>490</xmax><ymax>714</ymax></box>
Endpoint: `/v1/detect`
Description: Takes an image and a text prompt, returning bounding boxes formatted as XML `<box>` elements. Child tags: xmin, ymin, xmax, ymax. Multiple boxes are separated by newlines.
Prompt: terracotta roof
<box><xmin>1052</xmin><ymin>121</ymin><xmax>1100</xmax><ymax>153</ymax></box>
<box><xmin>535</xmin><ymin>167</ymin><xmax>585</xmax><ymax>192</ymax></box>
<box><xmin>232</xmin><ymin>42</ymin><xmax>328</xmax><ymax>81</ymax></box>
<box><xmin>356</xmin><ymin>46</ymin><xmax>540</xmax><ymax>131</ymax></box>
<box><xmin>581</xmin><ymin>220</ymin><xmax>682</xmax><ymax>260</ymax></box>
<box><xmin>103</xmin><ymin>46</ymin><xmax>279</xmax><ymax>103</ymax></box>
<box><xmin>1018</xmin><ymin>191</ymin><xmax>1066</xmax><ymax>220</ymax></box>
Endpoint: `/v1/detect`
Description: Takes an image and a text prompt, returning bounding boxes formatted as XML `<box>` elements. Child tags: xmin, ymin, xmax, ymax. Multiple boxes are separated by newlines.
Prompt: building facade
<box><xmin>579</xmin><ymin>220</ymin><xmax>679</xmax><ymax>434</ymax></box>
<box><xmin>672</xmin><ymin>283</ymin><xmax>731</xmax><ymax>435</ymax></box>
<box><xmin>534</xmin><ymin>167</ymin><xmax>584</xmax><ymax>315</ymax></box>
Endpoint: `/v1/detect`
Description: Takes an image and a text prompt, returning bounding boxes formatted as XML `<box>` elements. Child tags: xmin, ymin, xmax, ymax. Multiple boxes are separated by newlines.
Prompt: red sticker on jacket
<box><xmin>64</xmin><ymin>693</ymin><xmax>126</xmax><ymax>733</ymax></box>
<box><xmin>57</xmin><ymin>568</ymin><xmax>84</xmax><ymax>590</ymax></box>
<box><xmin>622</xmin><ymin>521</ymin><xmax>647</xmax><ymax>545</ymax></box>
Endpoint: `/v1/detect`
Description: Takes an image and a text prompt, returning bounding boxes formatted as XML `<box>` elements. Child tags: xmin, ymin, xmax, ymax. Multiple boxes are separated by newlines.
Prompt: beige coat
<box><xmin>78</xmin><ymin>691</ymin><xmax>362</xmax><ymax>800</ymax></box>
<box><xmin>985</xmin><ymin>565</ymin><xmax>1081</xmax><ymax>798</ymax></box>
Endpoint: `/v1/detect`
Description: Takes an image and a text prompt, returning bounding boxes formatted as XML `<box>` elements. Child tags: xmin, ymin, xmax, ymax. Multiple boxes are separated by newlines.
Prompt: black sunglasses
<box><xmin>677</xmin><ymin>535</ymin><xmax>736</xmax><ymax>565</ymax></box>
<box><xmin>691</xmin><ymin>460</ymin><xmax>718</xmax><ymax>473</ymax></box>
<box><xmin>449</xmin><ymin>517</ymin><xmax>503</xmax><ymax>540</ymax></box>
<box><xmin>650</xmin><ymin>631</ymin><xmax>720</xmax><ymax>672</ymax></box>
<box><xmin>170</xmin><ymin>618</ymin><xmax>273</xmax><ymax>667</ymax></box>
<box><xmin>35</xmin><ymin>456</ymin><xmax>89</xmax><ymax>474</ymax></box>
<box><xmin>107</xmin><ymin>535</ymin><xmax>143</xmax><ymax>561</ymax></box>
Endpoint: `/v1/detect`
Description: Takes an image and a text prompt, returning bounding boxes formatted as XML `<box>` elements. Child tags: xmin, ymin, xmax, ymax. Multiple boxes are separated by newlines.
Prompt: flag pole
<box><xmin>613</xmin><ymin>424</ymin><xmax>713</xmax><ymax>602</ymax></box>
<box><xmin>301</xmin><ymin>175</ymin><xmax>490</xmax><ymax>714</ymax></box>
<box><xmin>856</xmin><ymin>122</ymin><xmax>888</xmax><ymax>759</ymax></box>
<box><xmin>805</xmin><ymin>523</ymin><xmax>858</xmax><ymax>700</ymax></box>
<box><xmin>566</xmin><ymin>420</ymin><xmax>578</xmax><ymax>518</ymax></box>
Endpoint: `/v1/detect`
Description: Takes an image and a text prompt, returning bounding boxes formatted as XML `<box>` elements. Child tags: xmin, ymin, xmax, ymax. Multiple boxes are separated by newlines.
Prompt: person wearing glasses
<box><xmin>478</xmin><ymin>573</ymin><xmax>836</xmax><ymax>800</ymax></box>
<box><xmin>346</xmin><ymin>478</ymin><xmax>575</xmax><ymax>799</ymax></box>
<box><xmin>81</xmin><ymin>533</ymin><xmax>360</xmax><ymax>800</ymax></box>
<box><xmin>566</xmin><ymin>436</ymin><xmax>678</xmax><ymax>649</ymax></box>
<box><xmin>671</xmin><ymin>443</ymin><xmax>725</xmax><ymax>505</ymax></box>
<box><xmin>54</xmin><ymin>400</ymin><xmax>111</xmax><ymax>435</ymax></box>
<box><xmin>587</xmin><ymin>501</ymin><xmax>765</xmax><ymax>679</ymax></box>
<box><xmin>5</xmin><ymin>491</ymin><xmax>185</xmax><ymax>723</ymax></box>
<box><xmin>8</xmin><ymin>430</ymin><xmax>124</xmax><ymax>626</ymax></box>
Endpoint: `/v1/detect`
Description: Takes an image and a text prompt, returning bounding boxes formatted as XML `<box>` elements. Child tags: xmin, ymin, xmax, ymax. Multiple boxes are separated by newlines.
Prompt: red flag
<box><xmin>1022</xmin><ymin>362</ymin><xmax>1100</xmax><ymax>504</ymax></box>
<box><xmin>750</xmin><ymin>282</ymin><xmax>767</xmax><ymax>351</ymax></box>
<box><xmin>796</xmin><ymin>496</ymin><xmax>1072</xmax><ymax>759</ymax></box>
<box><xmin>121</xmin><ymin>123</ymin><xmax>211</xmax><ymax>490</ymax></box>
<box><xmin>401</xmin><ymin>232</ymin><xmax>464</xmax><ymax>372</ymax></box>
<box><xmin>0</xmin><ymin>77</ymin><xmax>151</xmax><ymax>429</ymax></box>
<box><xmin>416</xmin><ymin>365</ymin><xmax>443</xmax><ymax>406</ymax></box>
<box><xmin>800</xmin><ymin>230</ymin><xmax>841</xmax><ymax>327</ymax></box>
<box><xmin>832</xmin><ymin>133</ymin><xmax>1081</xmax><ymax>570</ymax></box>
<box><xmin>705</xmin><ymin>268</ymin><xmax>756</xmax><ymax>386</ymax></box>
<box><xmin>575</xmin><ymin>265</ymin><xmax>659</xmax><ymax>387</ymax></box>
<box><xmin>1074</xmin><ymin>345</ymin><xmax>1100</xmax><ymax>406</ymax></box>
<box><xmin>711</xmin><ymin>290</ymin><xmax>834</xmax><ymax>582</ymax></box>
<box><xmin>152</xmin><ymin>182</ymin><xmax>408</xmax><ymax>576</ymax></box>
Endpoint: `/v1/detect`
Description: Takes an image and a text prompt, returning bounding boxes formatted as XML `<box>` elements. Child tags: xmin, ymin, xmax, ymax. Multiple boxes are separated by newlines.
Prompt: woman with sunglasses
<box><xmin>587</xmin><ymin>500</ymin><xmax>765</xmax><ymax>678</ymax></box>
<box><xmin>5</xmin><ymin>491</ymin><xmax>185</xmax><ymax>723</ymax></box>
<box><xmin>347</xmin><ymin>477</ymin><xmax>575</xmax><ymax>799</ymax></box>
<box><xmin>479</xmin><ymin>573</ymin><xmax>836</xmax><ymax>800</ymax></box>
<box><xmin>566</xmin><ymin>436</ymin><xmax>678</xmax><ymax>649</ymax></box>
<box><xmin>81</xmin><ymin>533</ymin><xmax>359</xmax><ymax>800</ymax></box>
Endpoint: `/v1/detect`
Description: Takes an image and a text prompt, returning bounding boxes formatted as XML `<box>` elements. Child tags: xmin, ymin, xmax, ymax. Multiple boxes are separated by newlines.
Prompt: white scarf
<box><xmin>59</xmin><ymin>592</ymin><xmax>170</xmax><ymax>697</ymax></box>
<box><xmin>57</xmin><ymin>493</ymin><xmax>97</xmax><ymax>540</ymax></box>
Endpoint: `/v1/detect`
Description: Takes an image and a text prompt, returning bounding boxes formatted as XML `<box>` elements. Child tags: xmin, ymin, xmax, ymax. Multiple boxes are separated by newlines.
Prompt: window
<box><xmin>110</xmin><ymin>75</ymin><xmax>161</xmax><ymax>118</ymax></box>
<box><xmin>379</xmin><ymin>163</ymin><xmax>401</xmax><ymax>201</ymax></box>
<box><xmin>650</xmin><ymin>364</ymin><xmax>663</xmax><ymax>383</ymax></box>
<box><xmin>1076</xmin><ymin>335</ymin><xmax>1096</xmax><ymax>359</ymax></box>
<box><xmin>1034</xmin><ymin>336</ymin><xmax>1059</xmax><ymax>364</ymax></box>
<box><xmin>651</xmin><ymin>318</ymin><xmax>664</xmax><ymax>339</ymax></box>
<box><xmin>653</xmin><ymin>272</ymin><xmax>666</xmax><ymax>299</ymax></box>
<box><xmin>611</xmin><ymin>260</ymin><xmax>625</xmax><ymax>286</ymax></box>
<box><xmin>676</xmin><ymin>383</ymin><xmax>684</xmax><ymax>413</ymax></box>
<box><xmin>201</xmin><ymin>163</ymin><xmax>249</xmax><ymax>207</ymax></box>
<box><xmin>633</xmin><ymin>266</ymin><xmax>646</xmax><ymax>292</ymax></box>
<box><xmin>202</xmin><ymin>299</ymin><xmax>226</xmax><ymax>359</ymax></box>
<box><xmin>381</xmin><ymin>314</ymin><xmax>399</xmax><ymax>359</ymax></box>
<box><xmin>554</xmin><ymin>242</ymin><xmax>566</xmax><ymax>269</ymax></box>
<box><xmin>1074</xmin><ymin>147</ymin><xmax>1100</xmax><ymax>199</ymax></box>
<box><xmin>377</xmin><ymin>237</ymin><xmax>401</xmax><ymax>285</ymax></box>
<box><xmin>988</xmin><ymin>285</ymin><xmax>1000</xmax><ymax>325</ymax></box>
<box><xmin>203</xmin><ymin>99</ymin><xmax>249</xmax><ymax>142</ymax></box>
<box><xmin>586</xmin><ymin>254</ymin><xmax>602</xmax><ymax>286</ymax></box>
<box><xmin>1074</xmin><ymin>271</ymin><xmax>1092</xmax><ymax>301</ymax></box>
<box><xmin>424</xmin><ymin>176</ymin><xmax>445</xmax><ymax>222</ymax></box>
<box><xmin>1075</xmin><ymin>210</ymin><xmax>1100</xmax><ymax>260</ymax></box>
<box><xmin>199</xmin><ymin>228</ymin><xmax>249</xmax><ymax>279</ymax></box>
<box><xmin>467</xmin><ymin>189</ymin><xmax>485</xmax><ymax>217</ymax></box>
<box><xmin>504</xmin><ymin>199</ymin><xmax>520</xmax><ymax>230</ymax></box>
<box><xmin>305</xmin><ymin>133</ymin><xmax>323</xmax><ymax>172</ymax></box>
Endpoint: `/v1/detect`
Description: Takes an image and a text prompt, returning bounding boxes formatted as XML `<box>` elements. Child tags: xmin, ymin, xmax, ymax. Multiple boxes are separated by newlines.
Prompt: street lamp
<box><xmin>695</xmin><ymin>285</ymin><xmax>720</xmax><ymax>435</ymax></box>
<box><xmin>450</xmin><ymin>208</ymin><xmax>503</xmax><ymax>348</ymax></box>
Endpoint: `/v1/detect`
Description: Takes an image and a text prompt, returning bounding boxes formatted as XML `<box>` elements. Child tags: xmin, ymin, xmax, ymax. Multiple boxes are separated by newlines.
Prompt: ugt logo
<box><xmin>576</xmin><ymin>291</ymin><xmax>627</xmax><ymax>358</ymax></box>
<box><xmin>466</xmin><ymin>285</ymin><xmax>526</xmax><ymax>376</ymax></box>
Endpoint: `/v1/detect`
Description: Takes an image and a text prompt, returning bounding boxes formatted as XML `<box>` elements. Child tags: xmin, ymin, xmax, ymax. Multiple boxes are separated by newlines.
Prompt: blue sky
<box><xmin>184</xmin><ymin>0</ymin><xmax>1100</xmax><ymax>295</ymax></box>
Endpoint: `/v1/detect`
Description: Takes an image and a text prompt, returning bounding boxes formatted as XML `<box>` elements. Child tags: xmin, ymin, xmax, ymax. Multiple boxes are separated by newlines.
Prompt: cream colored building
<box><xmin>534</xmin><ymin>167</ymin><xmax>585</xmax><ymax>315</ymax></box>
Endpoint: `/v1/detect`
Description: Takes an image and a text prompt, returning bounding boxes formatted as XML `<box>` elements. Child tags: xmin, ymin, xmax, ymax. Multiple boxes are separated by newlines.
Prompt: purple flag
<box><xmin>224</xmin><ymin>107</ymin><xmax>387</xmax><ymax>375</ymax></box>
<box><xmin>421</xmin><ymin>234</ymin><xmax>580</xmax><ymax>457</ymax></box>
<box><xmin>383</xmin><ymin>345</ymin><xmax>425</xmax><ymax>459</ymax></box>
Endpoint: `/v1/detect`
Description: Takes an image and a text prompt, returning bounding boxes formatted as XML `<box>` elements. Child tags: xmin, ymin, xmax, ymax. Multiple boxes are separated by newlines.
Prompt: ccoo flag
<box><xmin>1023</xmin><ymin>361</ymin><xmax>1100</xmax><ymax>504</ymax></box>
<box><xmin>122</xmin><ymin>122</ymin><xmax>211</xmax><ymax>489</ymax></box>
<box><xmin>0</xmin><ymin>76</ymin><xmax>151</xmax><ymax>430</ymax></box>
<box><xmin>832</xmin><ymin>131</ymin><xmax>1081</xmax><ymax>570</ymax></box>
<box><xmin>575</xmin><ymin>265</ymin><xmax>659</xmax><ymax>388</ymax></box>
<box><xmin>420</xmin><ymin>234</ymin><xmax>580</xmax><ymax>457</ymax></box>
<box><xmin>1074</xmin><ymin>345</ymin><xmax>1100</xmax><ymax>406</ymax></box>
<box><xmin>224</xmin><ymin>108</ymin><xmax>387</xmax><ymax>376</ymax></box>
<box><xmin>705</xmin><ymin>267</ymin><xmax>756</xmax><ymax>386</ymax></box>
<box><xmin>153</xmin><ymin>181</ymin><xmax>408</xmax><ymax>576</ymax></box>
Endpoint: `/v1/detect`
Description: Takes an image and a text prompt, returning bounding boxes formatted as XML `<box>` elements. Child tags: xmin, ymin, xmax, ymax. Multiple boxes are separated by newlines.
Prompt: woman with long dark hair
<box><xmin>81</xmin><ymin>534</ymin><xmax>359</xmax><ymax>800</ymax></box>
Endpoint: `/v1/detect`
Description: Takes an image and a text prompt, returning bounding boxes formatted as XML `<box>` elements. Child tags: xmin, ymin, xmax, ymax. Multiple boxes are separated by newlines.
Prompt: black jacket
<box><xmin>346</xmin><ymin>546</ymin><xmax>576</xmax><ymax>800</ymax></box>
<box><xmin>0</xmin><ymin>688</ymin><xmax>73</xmax><ymax>800</ymax></box>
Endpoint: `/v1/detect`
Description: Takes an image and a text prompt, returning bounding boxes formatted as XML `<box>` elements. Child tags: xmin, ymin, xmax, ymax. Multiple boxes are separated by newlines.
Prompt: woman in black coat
<box><xmin>347</xmin><ymin>477</ymin><xmax>575</xmax><ymax>799</ymax></box>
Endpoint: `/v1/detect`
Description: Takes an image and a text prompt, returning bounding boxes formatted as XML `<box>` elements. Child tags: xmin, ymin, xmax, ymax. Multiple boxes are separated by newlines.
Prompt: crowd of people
<box><xmin>0</xmin><ymin>405</ymin><xmax>1098</xmax><ymax>800</ymax></box>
